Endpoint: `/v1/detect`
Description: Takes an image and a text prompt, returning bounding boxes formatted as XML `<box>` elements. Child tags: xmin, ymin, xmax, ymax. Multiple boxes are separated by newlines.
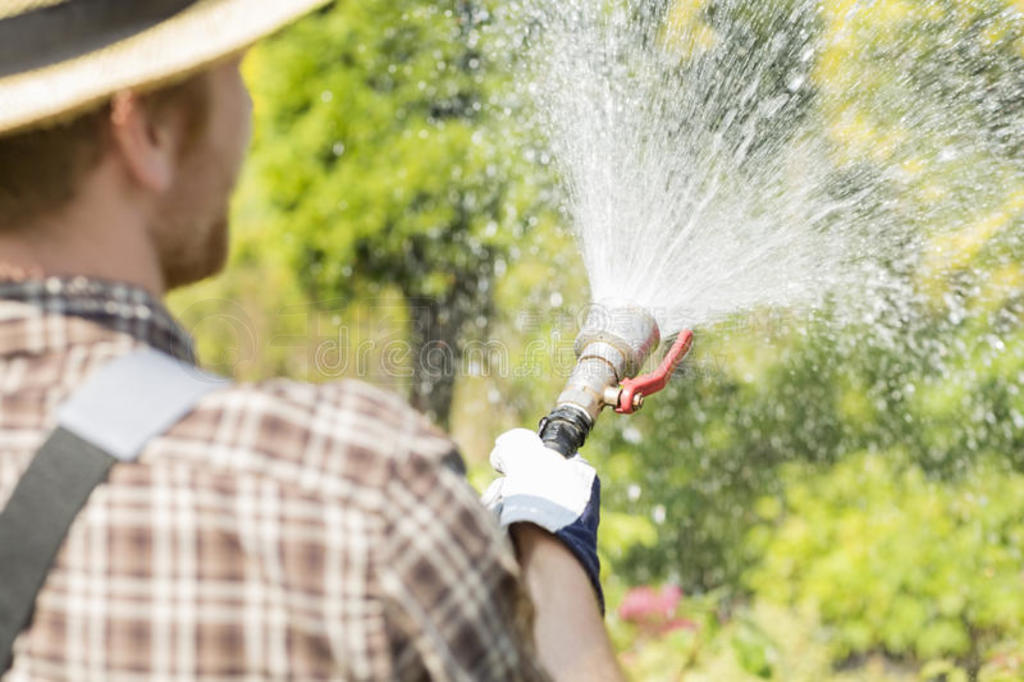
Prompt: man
<box><xmin>0</xmin><ymin>1</ymin><xmax>623</xmax><ymax>681</ymax></box>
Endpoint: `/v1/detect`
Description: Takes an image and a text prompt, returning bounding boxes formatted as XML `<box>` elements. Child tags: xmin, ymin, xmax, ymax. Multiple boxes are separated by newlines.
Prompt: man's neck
<box><xmin>0</xmin><ymin>166</ymin><xmax>166</xmax><ymax>297</ymax></box>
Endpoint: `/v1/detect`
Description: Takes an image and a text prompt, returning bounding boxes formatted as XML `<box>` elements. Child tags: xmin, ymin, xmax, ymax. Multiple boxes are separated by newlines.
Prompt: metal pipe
<box><xmin>539</xmin><ymin>306</ymin><xmax>660</xmax><ymax>457</ymax></box>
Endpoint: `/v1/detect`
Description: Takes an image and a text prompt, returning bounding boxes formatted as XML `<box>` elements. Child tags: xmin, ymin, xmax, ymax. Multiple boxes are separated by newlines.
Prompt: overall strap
<box><xmin>0</xmin><ymin>348</ymin><xmax>229</xmax><ymax>672</ymax></box>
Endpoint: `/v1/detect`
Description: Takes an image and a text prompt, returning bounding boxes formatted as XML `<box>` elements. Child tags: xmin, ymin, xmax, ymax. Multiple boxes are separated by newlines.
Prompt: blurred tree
<box><xmin>243</xmin><ymin>0</ymin><xmax>536</xmax><ymax>427</ymax></box>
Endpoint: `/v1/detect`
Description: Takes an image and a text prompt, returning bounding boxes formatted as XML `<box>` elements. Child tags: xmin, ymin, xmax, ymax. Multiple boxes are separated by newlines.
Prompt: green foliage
<box><xmin>248</xmin><ymin>0</ymin><xmax>523</xmax><ymax>301</ymax></box>
<box><xmin>609</xmin><ymin>575</ymin><xmax>1023</xmax><ymax>681</ymax></box>
<box><xmin>748</xmin><ymin>451</ymin><xmax>1024</xmax><ymax>669</ymax></box>
<box><xmin>588</xmin><ymin>293</ymin><xmax>1024</xmax><ymax>597</ymax></box>
<box><xmin>241</xmin><ymin>0</ymin><xmax>549</xmax><ymax>424</ymax></box>
<box><xmin>611</xmin><ymin>591</ymin><xmax>923</xmax><ymax>681</ymax></box>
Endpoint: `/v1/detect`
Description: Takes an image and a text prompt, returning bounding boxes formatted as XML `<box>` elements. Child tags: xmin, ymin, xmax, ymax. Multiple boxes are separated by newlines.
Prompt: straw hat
<box><xmin>0</xmin><ymin>0</ymin><xmax>331</xmax><ymax>136</ymax></box>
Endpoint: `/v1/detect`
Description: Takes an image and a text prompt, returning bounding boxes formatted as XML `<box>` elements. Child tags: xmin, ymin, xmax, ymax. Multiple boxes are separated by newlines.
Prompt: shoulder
<box><xmin>161</xmin><ymin>376</ymin><xmax>465</xmax><ymax>501</ymax></box>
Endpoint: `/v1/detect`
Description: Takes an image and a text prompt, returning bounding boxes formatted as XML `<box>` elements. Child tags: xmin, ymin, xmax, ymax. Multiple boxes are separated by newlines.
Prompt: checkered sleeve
<box><xmin>378</xmin><ymin>444</ymin><xmax>550</xmax><ymax>681</ymax></box>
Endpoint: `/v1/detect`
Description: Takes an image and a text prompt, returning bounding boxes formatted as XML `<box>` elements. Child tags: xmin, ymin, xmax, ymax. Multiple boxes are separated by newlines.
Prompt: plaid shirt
<box><xmin>0</xmin><ymin>277</ymin><xmax>547</xmax><ymax>682</ymax></box>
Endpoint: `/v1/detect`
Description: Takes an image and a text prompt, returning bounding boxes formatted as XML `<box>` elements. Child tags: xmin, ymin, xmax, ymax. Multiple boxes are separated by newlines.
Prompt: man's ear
<box><xmin>108</xmin><ymin>91</ymin><xmax>177</xmax><ymax>193</ymax></box>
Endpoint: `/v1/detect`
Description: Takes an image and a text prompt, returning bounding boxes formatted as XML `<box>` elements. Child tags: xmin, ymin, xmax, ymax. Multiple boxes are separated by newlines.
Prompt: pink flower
<box><xmin>618</xmin><ymin>584</ymin><xmax>684</xmax><ymax>623</ymax></box>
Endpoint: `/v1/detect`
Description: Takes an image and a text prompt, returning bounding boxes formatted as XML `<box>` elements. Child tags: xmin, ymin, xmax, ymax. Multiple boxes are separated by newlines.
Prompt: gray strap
<box><xmin>0</xmin><ymin>348</ymin><xmax>228</xmax><ymax>672</ymax></box>
<box><xmin>57</xmin><ymin>348</ymin><xmax>228</xmax><ymax>462</ymax></box>
<box><xmin>0</xmin><ymin>429</ymin><xmax>115</xmax><ymax>672</ymax></box>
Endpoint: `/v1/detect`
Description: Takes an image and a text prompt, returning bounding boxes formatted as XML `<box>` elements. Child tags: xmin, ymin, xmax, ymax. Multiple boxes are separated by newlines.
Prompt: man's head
<box><xmin>0</xmin><ymin>1</ymin><xmax>328</xmax><ymax>295</ymax></box>
<box><xmin>120</xmin><ymin>56</ymin><xmax>253</xmax><ymax>290</ymax></box>
<box><xmin>0</xmin><ymin>56</ymin><xmax>252</xmax><ymax>290</ymax></box>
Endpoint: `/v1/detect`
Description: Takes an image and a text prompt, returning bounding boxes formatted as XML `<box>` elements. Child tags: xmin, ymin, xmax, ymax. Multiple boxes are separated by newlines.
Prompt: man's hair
<box><xmin>0</xmin><ymin>74</ymin><xmax>211</xmax><ymax>229</ymax></box>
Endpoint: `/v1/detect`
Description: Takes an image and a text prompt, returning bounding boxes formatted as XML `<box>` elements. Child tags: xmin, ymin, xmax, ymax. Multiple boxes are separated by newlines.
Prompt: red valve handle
<box><xmin>615</xmin><ymin>329</ymin><xmax>695</xmax><ymax>414</ymax></box>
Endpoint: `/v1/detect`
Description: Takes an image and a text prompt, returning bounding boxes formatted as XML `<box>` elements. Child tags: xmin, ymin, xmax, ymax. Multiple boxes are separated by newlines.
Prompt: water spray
<box><xmin>538</xmin><ymin>306</ymin><xmax>695</xmax><ymax>457</ymax></box>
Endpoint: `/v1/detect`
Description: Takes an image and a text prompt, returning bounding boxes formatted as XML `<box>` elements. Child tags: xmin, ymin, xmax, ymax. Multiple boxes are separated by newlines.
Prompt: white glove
<box><xmin>481</xmin><ymin>428</ymin><xmax>597</xmax><ymax>533</ymax></box>
<box><xmin>482</xmin><ymin>428</ymin><xmax>605</xmax><ymax>608</ymax></box>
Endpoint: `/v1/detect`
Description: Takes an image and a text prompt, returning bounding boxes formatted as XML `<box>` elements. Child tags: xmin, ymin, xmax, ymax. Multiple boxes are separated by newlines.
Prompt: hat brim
<box><xmin>0</xmin><ymin>0</ymin><xmax>330</xmax><ymax>135</ymax></box>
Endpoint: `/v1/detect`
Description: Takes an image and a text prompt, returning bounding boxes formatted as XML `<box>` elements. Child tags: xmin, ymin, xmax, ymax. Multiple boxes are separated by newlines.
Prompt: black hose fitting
<box><xmin>538</xmin><ymin>405</ymin><xmax>593</xmax><ymax>458</ymax></box>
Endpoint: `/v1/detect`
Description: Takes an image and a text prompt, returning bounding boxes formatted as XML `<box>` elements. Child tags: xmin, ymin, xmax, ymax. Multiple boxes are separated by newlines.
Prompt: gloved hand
<box><xmin>482</xmin><ymin>428</ymin><xmax>604</xmax><ymax>611</ymax></box>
